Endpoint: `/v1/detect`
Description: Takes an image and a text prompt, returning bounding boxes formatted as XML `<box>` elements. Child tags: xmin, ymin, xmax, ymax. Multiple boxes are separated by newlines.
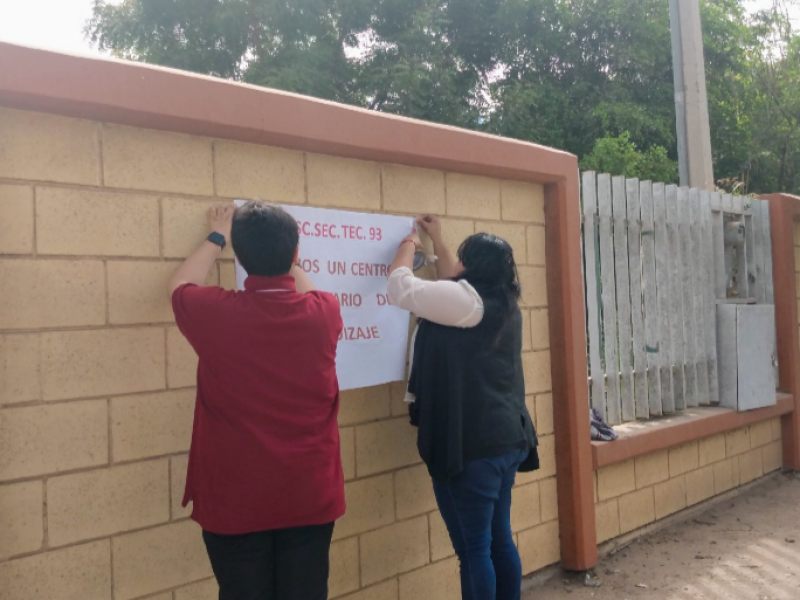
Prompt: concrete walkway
<box><xmin>525</xmin><ymin>473</ymin><xmax>800</xmax><ymax>599</ymax></box>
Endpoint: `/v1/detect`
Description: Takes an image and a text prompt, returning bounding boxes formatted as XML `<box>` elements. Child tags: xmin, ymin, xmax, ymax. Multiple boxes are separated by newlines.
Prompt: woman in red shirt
<box><xmin>169</xmin><ymin>202</ymin><xmax>345</xmax><ymax>600</ymax></box>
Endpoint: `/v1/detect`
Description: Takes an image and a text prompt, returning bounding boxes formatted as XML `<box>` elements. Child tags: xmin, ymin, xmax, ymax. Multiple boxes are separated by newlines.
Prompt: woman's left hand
<box><xmin>208</xmin><ymin>203</ymin><xmax>236</xmax><ymax>242</ymax></box>
<box><xmin>389</xmin><ymin>232</ymin><xmax>422</xmax><ymax>276</ymax></box>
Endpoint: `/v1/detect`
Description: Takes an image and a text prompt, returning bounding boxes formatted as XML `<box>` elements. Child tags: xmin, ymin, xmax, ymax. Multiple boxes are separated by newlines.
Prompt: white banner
<box><xmin>234</xmin><ymin>201</ymin><xmax>414</xmax><ymax>390</ymax></box>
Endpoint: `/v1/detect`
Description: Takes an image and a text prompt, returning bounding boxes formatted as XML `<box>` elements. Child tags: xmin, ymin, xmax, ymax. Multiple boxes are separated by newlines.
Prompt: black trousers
<box><xmin>202</xmin><ymin>522</ymin><xmax>335</xmax><ymax>600</ymax></box>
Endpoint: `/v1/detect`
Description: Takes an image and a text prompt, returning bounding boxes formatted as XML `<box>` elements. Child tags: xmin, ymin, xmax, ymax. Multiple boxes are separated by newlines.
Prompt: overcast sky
<box><xmin>0</xmin><ymin>0</ymin><xmax>797</xmax><ymax>58</ymax></box>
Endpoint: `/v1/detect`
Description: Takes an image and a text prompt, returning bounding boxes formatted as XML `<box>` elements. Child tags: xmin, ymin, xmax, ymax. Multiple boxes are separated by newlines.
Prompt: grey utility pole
<box><xmin>668</xmin><ymin>0</ymin><xmax>715</xmax><ymax>190</ymax></box>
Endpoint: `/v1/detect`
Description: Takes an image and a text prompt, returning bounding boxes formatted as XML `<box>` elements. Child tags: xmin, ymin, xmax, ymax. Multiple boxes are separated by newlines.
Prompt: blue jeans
<box><xmin>432</xmin><ymin>448</ymin><xmax>528</xmax><ymax>600</ymax></box>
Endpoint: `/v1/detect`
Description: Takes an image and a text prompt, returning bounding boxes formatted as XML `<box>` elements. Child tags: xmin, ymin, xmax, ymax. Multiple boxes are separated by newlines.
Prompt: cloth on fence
<box><xmin>590</xmin><ymin>408</ymin><xmax>618</xmax><ymax>441</ymax></box>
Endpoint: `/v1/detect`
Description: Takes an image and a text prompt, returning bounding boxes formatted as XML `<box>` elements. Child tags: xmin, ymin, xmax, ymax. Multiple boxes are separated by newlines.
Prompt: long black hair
<box><xmin>454</xmin><ymin>233</ymin><xmax>522</xmax><ymax>345</ymax></box>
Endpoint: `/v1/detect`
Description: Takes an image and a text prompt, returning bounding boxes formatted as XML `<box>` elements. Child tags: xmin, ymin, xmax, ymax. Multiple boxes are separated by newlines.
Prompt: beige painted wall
<box><xmin>0</xmin><ymin>106</ymin><xmax>556</xmax><ymax>600</ymax></box>
<box><xmin>594</xmin><ymin>421</ymin><xmax>783</xmax><ymax>544</ymax></box>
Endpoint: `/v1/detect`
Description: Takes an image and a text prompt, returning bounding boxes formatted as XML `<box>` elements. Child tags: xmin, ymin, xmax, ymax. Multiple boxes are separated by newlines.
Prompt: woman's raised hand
<box><xmin>416</xmin><ymin>215</ymin><xmax>443</xmax><ymax>241</ymax></box>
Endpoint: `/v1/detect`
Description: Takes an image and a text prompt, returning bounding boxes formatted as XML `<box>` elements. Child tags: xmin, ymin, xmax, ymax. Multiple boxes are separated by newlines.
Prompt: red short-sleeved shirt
<box><xmin>172</xmin><ymin>275</ymin><xmax>345</xmax><ymax>534</ymax></box>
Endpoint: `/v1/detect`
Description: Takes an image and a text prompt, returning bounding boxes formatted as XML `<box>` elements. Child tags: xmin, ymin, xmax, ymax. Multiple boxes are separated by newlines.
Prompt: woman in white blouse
<box><xmin>387</xmin><ymin>216</ymin><xmax>538</xmax><ymax>600</ymax></box>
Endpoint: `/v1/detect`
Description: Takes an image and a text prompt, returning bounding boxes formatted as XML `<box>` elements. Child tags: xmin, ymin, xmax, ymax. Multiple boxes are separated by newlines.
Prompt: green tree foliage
<box><xmin>741</xmin><ymin>5</ymin><xmax>800</xmax><ymax>193</ymax></box>
<box><xmin>581</xmin><ymin>133</ymin><xmax>678</xmax><ymax>183</ymax></box>
<box><xmin>85</xmin><ymin>0</ymin><xmax>800</xmax><ymax>193</ymax></box>
<box><xmin>486</xmin><ymin>0</ymin><xmax>677</xmax><ymax>161</ymax></box>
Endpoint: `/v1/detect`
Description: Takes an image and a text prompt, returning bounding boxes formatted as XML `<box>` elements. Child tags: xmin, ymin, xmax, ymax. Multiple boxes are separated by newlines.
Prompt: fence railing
<box><xmin>581</xmin><ymin>172</ymin><xmax>775</xmax><ymax>425</ymax></box>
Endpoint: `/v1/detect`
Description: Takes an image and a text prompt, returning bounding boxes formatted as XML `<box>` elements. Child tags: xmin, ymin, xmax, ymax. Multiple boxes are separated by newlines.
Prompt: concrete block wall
<box><xmin>0</xmin><ymin>106</ymin><xmax>556</xmax><ymax>600</ymax></box>
<box><xmin>593</xmin><ymin>421</ymin><xmax>783</xmax><ymax>544</ymax></box>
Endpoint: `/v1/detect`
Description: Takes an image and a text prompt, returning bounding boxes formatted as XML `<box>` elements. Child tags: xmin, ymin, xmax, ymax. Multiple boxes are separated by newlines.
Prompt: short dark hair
<box><xmin>231</xmin><ymin>202</ymin><xmax>299</xmax><ymax>277</ymax></box>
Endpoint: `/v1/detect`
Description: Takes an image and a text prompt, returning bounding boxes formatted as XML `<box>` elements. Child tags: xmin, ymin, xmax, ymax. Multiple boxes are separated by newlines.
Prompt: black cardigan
<box><xmin>408</xmin><ymin>304</ymin><xmax>538</xmax><ymax>481</ymax></box>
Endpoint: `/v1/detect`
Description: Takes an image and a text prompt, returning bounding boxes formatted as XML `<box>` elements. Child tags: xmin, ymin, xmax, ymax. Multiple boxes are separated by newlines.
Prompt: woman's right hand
<box><xmin>417</xmin><ymin>215</ymin><xmax>443</xmax><ymax>241</ymax></box>
<box><xmin>417</xmin><ymin>214</ymin><xmax>457</xmax><ymax>279</ymax></box>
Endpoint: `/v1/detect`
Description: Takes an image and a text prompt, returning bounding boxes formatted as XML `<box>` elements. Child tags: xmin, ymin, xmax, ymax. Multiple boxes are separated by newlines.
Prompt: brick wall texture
<box><xmin>0</xmin><ymin>107</ymin><xmax>554</xmax><ymax>600</ymax></box>
<box><xmin>593</xmin><ymin>420</ymin><xmax>783</xmax><ymax>544</ymax></box>
<box><xmin>2</xmin><ymin>104</ymin><xmax>784</xmax><ymax>600</ymax></box>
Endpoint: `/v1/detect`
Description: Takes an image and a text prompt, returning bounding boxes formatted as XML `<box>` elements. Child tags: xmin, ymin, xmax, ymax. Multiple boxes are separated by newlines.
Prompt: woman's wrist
<box><xmin>399</xmin><ymin>239</ymin><xmax>422</xmax><ymax>251</ymax></box>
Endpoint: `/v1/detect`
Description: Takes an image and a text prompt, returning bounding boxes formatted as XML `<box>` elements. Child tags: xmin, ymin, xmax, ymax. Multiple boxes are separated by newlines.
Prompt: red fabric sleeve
<box><xmin>171</xmin><ymin>284</ymin><xmax>233</xmax><ymax>351</ymax></box>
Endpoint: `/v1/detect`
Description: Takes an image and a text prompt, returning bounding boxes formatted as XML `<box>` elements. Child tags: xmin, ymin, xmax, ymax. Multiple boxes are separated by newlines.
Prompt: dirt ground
<box><xmin>525</xmin><ymin>473</ymin><xmax>800</xmax><ymax>600</ymax></box>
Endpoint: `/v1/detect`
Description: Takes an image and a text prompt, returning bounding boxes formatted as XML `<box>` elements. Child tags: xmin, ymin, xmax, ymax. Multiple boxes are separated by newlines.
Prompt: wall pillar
<box><xmin>763</xmin><ymin>193</ymin><xmax>800</xmax><ymax>470</ymax></box>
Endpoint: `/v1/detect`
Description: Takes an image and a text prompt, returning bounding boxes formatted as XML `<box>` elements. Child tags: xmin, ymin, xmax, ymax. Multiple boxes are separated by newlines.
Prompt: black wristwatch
<box><xmin>207</xmin><ymin>231</ymin><xmax>226</xmax><ymax>250</ymax></box>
